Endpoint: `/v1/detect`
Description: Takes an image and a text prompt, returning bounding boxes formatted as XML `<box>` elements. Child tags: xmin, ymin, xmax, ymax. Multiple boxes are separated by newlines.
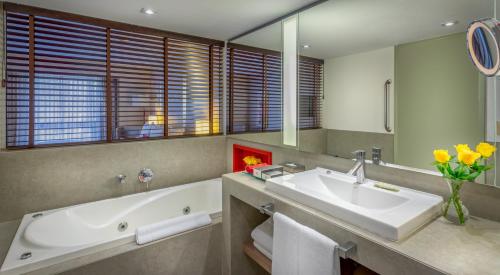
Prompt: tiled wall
<box><xmin>0</xmin><ymin>136</ymin><xmax>226</xmax><ymax>223</ymax></box>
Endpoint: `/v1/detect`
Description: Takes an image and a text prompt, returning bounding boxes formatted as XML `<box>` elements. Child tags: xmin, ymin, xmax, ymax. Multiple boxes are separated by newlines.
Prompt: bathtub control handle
<box><xmin>138</xmin><ymin>168</ymin><xmax>154</xmax><ymax>184</ymax></box>
<box><xmin>117</xmin><ymin>174</ymin><xmax>127</xmax><ymax>184</ymax></box>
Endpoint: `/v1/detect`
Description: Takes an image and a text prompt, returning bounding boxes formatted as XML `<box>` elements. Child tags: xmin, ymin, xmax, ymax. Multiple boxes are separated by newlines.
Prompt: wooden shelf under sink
<box><xmin>243</xmin><ymin>241</ymin><xmax>272</xmax><ymax>274</ymax></box>
<box><xmin>242</xmin><ymin>241</ymin><xmax>378</xmax><ymax>275</ymax></box>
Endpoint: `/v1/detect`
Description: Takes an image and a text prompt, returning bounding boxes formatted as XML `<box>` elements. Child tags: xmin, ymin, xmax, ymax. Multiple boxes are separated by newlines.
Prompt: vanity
<box><xmin>222</xmin><ymin>170</ymin><xmax>500</xmax><ymax>275</ymax></box>
<box><xmin>224</xmin><ymin>1</ymin><xmax>500</xmax><ymax>273</ymax></box>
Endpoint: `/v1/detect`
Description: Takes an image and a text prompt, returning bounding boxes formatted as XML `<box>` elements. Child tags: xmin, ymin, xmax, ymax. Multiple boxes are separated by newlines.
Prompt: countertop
<box><xmin>223</xmin><ymin>172</ymin><xmax>500</xmax><ymax>275</ymax></box>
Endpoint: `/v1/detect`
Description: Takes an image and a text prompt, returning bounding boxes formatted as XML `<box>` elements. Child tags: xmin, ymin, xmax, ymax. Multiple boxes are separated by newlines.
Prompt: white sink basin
<box><xmin>265</xmin><ymin>167</ymin><xmax>443</xmax><ymax>241</ymax></box>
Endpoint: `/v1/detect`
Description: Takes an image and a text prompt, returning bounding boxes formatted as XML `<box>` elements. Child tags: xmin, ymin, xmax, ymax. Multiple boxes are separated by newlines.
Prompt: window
<box><xmin>5</xmin><ymin>4</ymin><xmax>223</xmax><ymax>148</ymax></box>
<box><xmin>167</xmin><ymin>38</ymin><xmax>223</xmax><ymax>136</ymax></box>
<box><xmin>226</xmin><ymin>44</ymin><xmax>323</xmax><ymax>134</ymax></box>
<box><xmin>110</xmin><ymin>29</ymin><xmax>164</xmax><ymax>140</ymax></box>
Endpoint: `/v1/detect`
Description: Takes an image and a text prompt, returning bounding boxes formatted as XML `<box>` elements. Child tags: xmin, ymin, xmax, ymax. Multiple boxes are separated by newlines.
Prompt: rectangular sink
<box><xmin>265</xmin><ymin>167</ymin><xmax>443</xmax><ymax>241</ymax></box>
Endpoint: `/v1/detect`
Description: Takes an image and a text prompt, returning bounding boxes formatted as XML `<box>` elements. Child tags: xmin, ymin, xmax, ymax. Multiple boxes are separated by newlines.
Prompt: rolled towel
<box><xmin>251</xmin><ymin>217</ymin><xmax>273</xmax><ymax>255</ymax></box>
<box><xmin>136</xmin><ymin>212</ymin><xmax>211</xmax><ymax>245</ymax></box>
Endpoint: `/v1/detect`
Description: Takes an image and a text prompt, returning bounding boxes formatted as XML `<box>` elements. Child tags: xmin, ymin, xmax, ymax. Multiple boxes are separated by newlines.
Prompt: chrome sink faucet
<box><xmin>372</xmin><ymin>147</ymin><xmax>385</xmax><ymax>165</ymax></box>
<box><xmin>347</xmin><ymin>150</ymin><xmax>366</xmax><ymax>184</ymax></box>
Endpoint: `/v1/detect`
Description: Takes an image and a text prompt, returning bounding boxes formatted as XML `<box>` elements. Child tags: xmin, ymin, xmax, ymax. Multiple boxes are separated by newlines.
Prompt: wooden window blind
<box><xmin>299</xmin><ymin>57</ymin><xmax>323</xmax><ymax>129</ymax></box>
<box><xmin>167</xmin><ymin>39</ymin><xmax>223</xmax><ymax>136</ymax></box>
<box><xmin>227</xmin><ymin>44</ymin><xmax>282</xmax><ymax>134</ymax></box>
<box><xmin>110</xmin><ymin>29</ymin><xmax>164</xmax><ymax>140</ymax></box>
<box><xmin>226</xmin><ymin>44</ymin><xmax>323</xmax><ymax>134</ymax></box>
<box><xmin>6</xmin><ymin>12</ymin><xmax>108</xmax><ymax>147</ymax></box>
<box><xmin>5</xmin><ymin>12</ymin><xmax>30</xmax><ymax>147</ymax></box>
<box><xmin>4</xmin><ymin>3</ymin><xmax>223</xmax><ymax>148</ymax></box>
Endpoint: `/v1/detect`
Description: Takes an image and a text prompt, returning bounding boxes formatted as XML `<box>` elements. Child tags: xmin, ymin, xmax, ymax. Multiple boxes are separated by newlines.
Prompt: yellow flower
<box><xmin>476</xmin><ymin>142</ymin><xmax>496</xmax><ymax>158</ymax></box>
<box><xmin>433</xmin><ymin>149</ymin><xmax>451</xmax><ymax>164</ymax></box>
<box><xmin>457</xmin><ymin>149</ymin><xmax>481</xmax><ymax>166</ymax></box>
<box><xmin>243</xmin><ymin>155</ymin><xmax>261</xmax><ymax>166</ymax></box>
<box><xmin>455</xmin><ymin>144</ymin><xmax>471</xmax><ymax>154</ymax></box>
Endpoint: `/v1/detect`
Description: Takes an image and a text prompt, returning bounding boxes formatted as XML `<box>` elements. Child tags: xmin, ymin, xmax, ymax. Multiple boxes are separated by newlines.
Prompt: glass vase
<box><xmin>442</xmin><ymin>179</ymin><xmax>469</xmax><ymax>225</ymax></box>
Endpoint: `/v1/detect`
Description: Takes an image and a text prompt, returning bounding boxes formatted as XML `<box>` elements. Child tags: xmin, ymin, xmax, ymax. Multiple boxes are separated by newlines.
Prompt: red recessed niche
<box><xmin>233</xmin><ymin>144</ymin><xmax>272</xmax><ymax>172</ymax></box>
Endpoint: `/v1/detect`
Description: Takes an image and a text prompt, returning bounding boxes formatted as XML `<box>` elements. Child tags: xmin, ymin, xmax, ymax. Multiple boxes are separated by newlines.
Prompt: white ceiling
<box><xmin>8</xmin><ymin>0</ymin><xmax>319</xmax><ymax>40</ymax></box>
<box><xmin>235</xmin><ymin>0</ymin><xmax>494</xmax><ymax>59</ymax></box>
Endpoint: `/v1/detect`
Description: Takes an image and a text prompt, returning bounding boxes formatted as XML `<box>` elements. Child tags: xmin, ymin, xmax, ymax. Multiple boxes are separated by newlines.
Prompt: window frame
<box><xmin>4</xmin><ymin>2</ymin><xmax>224</xmax><ymax>149</ymax></box>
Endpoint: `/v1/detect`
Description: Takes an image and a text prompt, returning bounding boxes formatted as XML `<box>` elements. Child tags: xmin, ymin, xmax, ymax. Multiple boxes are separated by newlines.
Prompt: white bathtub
<box><xmin>0</xmin><ymin>178</ymin><xmax>222</xmax><ymax>274</ymax></box>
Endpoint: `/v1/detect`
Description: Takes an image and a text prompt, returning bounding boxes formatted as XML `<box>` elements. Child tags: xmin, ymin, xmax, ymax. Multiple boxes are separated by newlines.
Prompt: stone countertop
<box><xmin>223</xmin><ymin>172</ymin><xmax>500</xmax><ymax>275</ymax></box>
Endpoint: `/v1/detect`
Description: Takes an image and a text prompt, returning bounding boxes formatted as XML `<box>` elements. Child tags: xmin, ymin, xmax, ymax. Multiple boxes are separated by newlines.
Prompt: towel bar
<box><xmin>259</xmin><ymin>203</ymin><xmax>357</xmax><ymax>259</ymax></box>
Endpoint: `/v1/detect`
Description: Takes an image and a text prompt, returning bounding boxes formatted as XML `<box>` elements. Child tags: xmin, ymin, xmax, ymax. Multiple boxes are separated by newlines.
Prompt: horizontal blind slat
<box><xmin>6</xmin><ymin>11</ymin><xmax>223</xmax><ymax>148</ymax></box>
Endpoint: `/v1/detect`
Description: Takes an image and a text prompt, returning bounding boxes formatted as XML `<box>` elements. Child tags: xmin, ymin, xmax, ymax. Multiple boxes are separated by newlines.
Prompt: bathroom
<box><xmin>0</xmin><ymin>0</ymin><xmax>499</xmax><ymax>274</ymax></box>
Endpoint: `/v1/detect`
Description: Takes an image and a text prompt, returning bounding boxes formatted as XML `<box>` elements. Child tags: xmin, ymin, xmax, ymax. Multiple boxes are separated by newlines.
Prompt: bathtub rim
<box><xmin>0</xmin><ymin>178</ymin><xmax>222</xmax><ymax>275</ymax></box>
<box><xmin>24</xmin><ymin>177</ymin><xmax>222</xmax><ymax>248</ymax></box>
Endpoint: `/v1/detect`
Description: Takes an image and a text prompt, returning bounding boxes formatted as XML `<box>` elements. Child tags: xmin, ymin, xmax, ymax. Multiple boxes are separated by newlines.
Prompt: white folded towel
<box><xmin>251</xmin><ymin>217</ymin><xmax>274</xmax><ymax>256</ymax></box>
<box><xmin>135</xmin><ymin>212</ymin><xmax>211</xmax><ymax>245</ymax></box>
<box><xmin>253</xmin><ymin>241</ymin><xmax>272</xmax><ymax>260</ymax></box>
<box><xmin>272</xmin><ymin>212</ymin><xmax>340</xmax><ymax>275</ymax></box>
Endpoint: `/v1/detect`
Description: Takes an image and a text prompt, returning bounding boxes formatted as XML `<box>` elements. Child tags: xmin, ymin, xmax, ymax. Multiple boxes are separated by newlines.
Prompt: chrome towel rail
<box><xmin>259</xmin><ymin>203</ymin><xmax>357</xmax><ymax>259</ymax></box>
<box><xmin>259</xmin><ymin>202</ymin><xmax>275</xmax><ymax>216</ymax></box>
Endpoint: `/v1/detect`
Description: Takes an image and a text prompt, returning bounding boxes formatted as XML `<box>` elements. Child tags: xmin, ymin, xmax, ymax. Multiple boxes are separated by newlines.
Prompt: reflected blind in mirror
<box><xmin>299</xmin><ymin>57</ymin><xmax>323</xmax><ymax>129</ymax></box>
<box><xmin>227</xmin><ymin>44</ymin><xmax>282</xmax><ymax>134</ymax></box>
<box><xmin>226</xmin><ymin>44</ymin><xmax>323</xmax><ymax>134</ymax></box>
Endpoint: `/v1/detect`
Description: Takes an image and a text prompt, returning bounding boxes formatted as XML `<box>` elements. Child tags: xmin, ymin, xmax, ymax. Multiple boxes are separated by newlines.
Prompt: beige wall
<box><xmin>323</xmin><ymin>47</ymin><xmax>395</xmax><ymax>134</ymax></box>
<box><xmin>0</xmin><ymin>136</ymin><xmax>226</xmax><ymax>223</ymax></box>
<box><xmin>395</xmin><ymin>33</ymin><xmax>485</xmax><ymax>170</ymax></box>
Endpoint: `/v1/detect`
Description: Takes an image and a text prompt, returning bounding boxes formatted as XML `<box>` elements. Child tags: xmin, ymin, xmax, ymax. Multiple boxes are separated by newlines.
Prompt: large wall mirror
<box><xmin>228</xmin><ymin>0</ymin><xmax>500</xmax><ymax>187</ymax></box>
<box><xmin>226</xmin><ymin>21</ymin><xmax>283</xmax><ymax>144</ymax></box>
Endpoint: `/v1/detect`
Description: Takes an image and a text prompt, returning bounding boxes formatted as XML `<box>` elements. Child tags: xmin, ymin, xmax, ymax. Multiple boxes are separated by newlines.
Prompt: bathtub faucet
<box><xmin>117</xmin><ymin>174</ymin><xmax>127</xmax><ymax>184</ymax></box>
<box><xmin>138</xmin><ymin>168</ymin><xmax>154</xmax><ymax>188</ymax></box>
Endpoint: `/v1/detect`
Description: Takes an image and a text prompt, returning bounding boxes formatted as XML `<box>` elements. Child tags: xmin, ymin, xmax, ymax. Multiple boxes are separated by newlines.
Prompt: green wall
<box><xmin>394</xmin><ymin>32</ymin><xmax>485</xmax><ymax>170</ymax></box>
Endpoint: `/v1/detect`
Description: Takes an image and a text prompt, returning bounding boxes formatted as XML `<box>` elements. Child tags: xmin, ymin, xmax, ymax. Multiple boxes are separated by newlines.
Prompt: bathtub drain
<box><xmin>118</xmin><ymin>221</ymin><xmax>128</xmax><ymax>232</ymax></box>
<box><xmin>183</xmin><ymin>206</ymin><xmax>191</xmax><ymax>215</ymax></box>
<box><xmin>32</xmin><ymin>213</ymin><xmax>43</xmax><ymax>218</ymax></box>
<box><xmin>20</xmin><ymin>252</ymin><xmax>32</xmax><ymax>260</ymax></box>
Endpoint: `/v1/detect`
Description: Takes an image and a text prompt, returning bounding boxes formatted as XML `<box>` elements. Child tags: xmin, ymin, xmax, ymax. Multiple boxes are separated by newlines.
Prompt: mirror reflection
<box><xmin>227</xmin><ymin>21</ymin><xmax>282</xmax><ymax>137</ymax></box>
<box><xmin>229</xmin><ymin>0</ymin><xmax>500</xmax><ymax>186</ymax></box>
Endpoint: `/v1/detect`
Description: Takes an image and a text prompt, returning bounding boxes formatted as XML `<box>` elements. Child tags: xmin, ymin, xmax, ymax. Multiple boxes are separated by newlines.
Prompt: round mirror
<box><xmin>467</xmin><ymin>19</ymin><xmax>500</xmax><ymax>76</ymax></box>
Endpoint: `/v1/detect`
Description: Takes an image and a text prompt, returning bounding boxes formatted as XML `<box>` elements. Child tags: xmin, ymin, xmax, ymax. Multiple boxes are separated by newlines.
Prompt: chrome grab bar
<box><xmin>384</xmin><ymin>79</ymin><xmax>392</xmax><ymax>132</ymax></box>
<box><xmin>259</xmin><ymin>203</ymin><xmax>357</xmax><ymax>259</ymax></box>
